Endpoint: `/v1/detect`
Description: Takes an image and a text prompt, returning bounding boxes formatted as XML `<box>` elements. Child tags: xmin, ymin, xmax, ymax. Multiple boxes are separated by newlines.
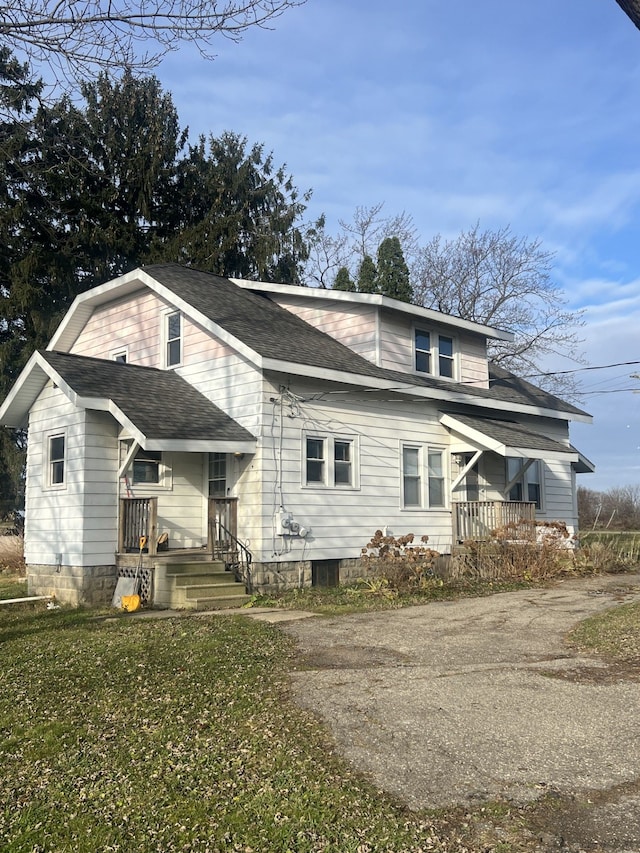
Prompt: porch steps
<box><xmin>162</xmin><ymin>560</ymin><xmax>251</xmax><ymax>610</ymax></box>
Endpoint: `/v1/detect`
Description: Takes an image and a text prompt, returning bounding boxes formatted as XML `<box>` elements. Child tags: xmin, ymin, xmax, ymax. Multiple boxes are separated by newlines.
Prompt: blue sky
<box><xmin>157</xmin><ymin>0</ymin><xmax>640</xmax><ymax>490</ymax></box>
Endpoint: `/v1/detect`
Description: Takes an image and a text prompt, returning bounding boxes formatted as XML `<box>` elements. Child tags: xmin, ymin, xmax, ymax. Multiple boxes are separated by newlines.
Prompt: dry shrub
<box><xmin>449</xmin><ymin>520</ymin><xmax>578</xmax><ymax>582</ymax></box>
<box><xmin>360</xmin><ymin>530</ymin><xmax>440</xmax><ymax>594</ymax></box>
<box><xmin>0</xmin><ymin>535</ymin><xmax>26</xmax><ymax>576</ymax></box>
<box><xmin>575</xmin><ymin>537</ymin><xmax>640</xmax><ymax>574</ymax></box>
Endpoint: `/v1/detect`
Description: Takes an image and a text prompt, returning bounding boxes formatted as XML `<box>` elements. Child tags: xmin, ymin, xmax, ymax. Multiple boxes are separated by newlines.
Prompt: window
<box><xmin>306</xmin><ymin>437</ymin><xmax>326</xmax><ymax>484</ymax></box>
<box><xmin>402</xmin><ymin>446</ymin><xmax>421</xmax><ymax>507</ymax></box>
<box><xmin>415</xmin><ymin>330</ymin><xmax>431</xmax><ymax>373</ymax></box>
<box><xmin>48</xmin><ymin>434</ymin><xmax>65</xmax><ymax>487</ymax></box>
<box><xmin>112</xmin><ymin>349</ymin><xmax>127</xmax><ymax>363</ymax></box>
<box><xmin>208</xmin><ymin>453</ymin><xmax>227</xmax><ymax>497</ymax></box>
<box><xmin>428</xmin><ymin>450</ymin><xmax>445</xmax><ymax>507</ymax></box>
<box><xmin>166</xmin><ymin>311</ymin><xmax>182</xmax><ymax>367</ymax></box>
<box><xmin>303</xmin><ymin>435</ymin><xmax>358</xmax><ymax>488</ymax></box>
<box><xmin>334</xmin><ymin>440</ymin><xmax>352</xmax><ymax>486</ymax></box>
<box><xmin>506</xmin><ymin>458</ymin><xmax>542</xmax><ymax>509</ymax></box>
<box><xmin>438</xmin><ymin>336</ymin><xmax>454</xmax><ymax>378</ymax></box>
<box><xmin>133</xmin><ymin>449</ymin><xmax>162</xmax><ymax>484</ymax></box>
<box><xmin>402</xmin><ymin>445</ymin><xmax>447</xmax><ymax>508</ymax></box>
<box><xmin>414</xmin><ymin>329</ymin><xmax>456</xmax><ymax>379</ymax></box>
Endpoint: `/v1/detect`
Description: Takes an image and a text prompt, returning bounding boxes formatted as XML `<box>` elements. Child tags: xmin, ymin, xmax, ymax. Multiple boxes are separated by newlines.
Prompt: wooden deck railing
<box><xmin>119</xmin><ymin>497</ymin><xmax>158</xmax><ymax>555</ymax></box>
<box><xmin>453</xmin><ymin>500</ymin><xmax>536</xmax><ymax>544</ymax></box>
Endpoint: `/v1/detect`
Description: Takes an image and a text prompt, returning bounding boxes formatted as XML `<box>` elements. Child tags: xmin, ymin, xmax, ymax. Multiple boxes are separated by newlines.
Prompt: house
<box><xmin>0</xmin><ymin>264</ymin><xmax>594</xmax><ymax>606</ymax></box>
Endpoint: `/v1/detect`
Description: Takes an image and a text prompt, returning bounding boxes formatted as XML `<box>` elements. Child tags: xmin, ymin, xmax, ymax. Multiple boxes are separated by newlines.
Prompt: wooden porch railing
<box><xmin>119</xmin><ymin>497</ymin><xmax>158</xmax><ymax>555</ymax></box>
<box><xmin>453</xmin><ymin>500</ymin><xmax>536</xmax><ymax>544</ymax></box>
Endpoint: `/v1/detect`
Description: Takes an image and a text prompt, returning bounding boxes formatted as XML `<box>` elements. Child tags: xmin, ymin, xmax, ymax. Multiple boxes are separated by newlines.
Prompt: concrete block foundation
<box><xmin>27</xmin><ymin>563</ymin><xmax>118</xmax><ymax>607</ymax></box>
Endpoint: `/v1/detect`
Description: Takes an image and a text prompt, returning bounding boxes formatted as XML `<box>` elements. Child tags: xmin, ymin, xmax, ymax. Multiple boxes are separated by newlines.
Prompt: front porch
<box><xmin>117</xmin><ymin>496</ymin><xmax>253</xmax><ymax>607</ymax></box>
<box><xmin>452</xmin><ymin>500</ymin><xmax>536</xmax><ymax>544</ymax></box>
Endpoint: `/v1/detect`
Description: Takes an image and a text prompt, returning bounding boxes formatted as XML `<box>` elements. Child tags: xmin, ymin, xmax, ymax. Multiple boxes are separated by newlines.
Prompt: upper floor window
<box><xmin>506</xmin><ymin>458</ymin><xmax>542</xmax><ymax>510</ymax></box>
<box><xmin>414</xmin><ymin>329</ymin><xmax>456</xmax><ymax>379</ymax></box>
<box><xmin>165</xmin><ymin>311</ymin><xmax>182</xmax><ymax>367</ymax></box>
<box><xmin>304</xmin><ymin>434</ymin><xmax>358</xmax><ymax>488</ymax></box>
<box><xmin>112</xmin><ymin>350</ymin><xmax>127</xmax><ymax>363</ymax></box>
<box><xmin>47</xmin><ymin>433</ymin><xmax>66</xmax><ymax>488</ymax></box>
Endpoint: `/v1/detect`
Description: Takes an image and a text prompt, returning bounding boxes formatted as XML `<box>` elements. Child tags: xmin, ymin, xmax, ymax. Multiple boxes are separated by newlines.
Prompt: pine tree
<box><xmin>376</xmin><ymin>236</ymin><xmax>412</xmax><ymax>302</ymax></box>
<box><xmin>357</xmin><ymin>255</ymin><xmax>378</xmax><ymax>294</ymax></box>
<box><xmin>333</xmin><ymin>266</ymin><xmax>356</xmax><ymax>291</ymax></box>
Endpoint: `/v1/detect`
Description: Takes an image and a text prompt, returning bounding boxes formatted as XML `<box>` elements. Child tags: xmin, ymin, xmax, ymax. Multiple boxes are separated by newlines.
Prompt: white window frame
<box><xmin>401</xmin><ymin>443</ymin><xmax>448</xmax><ymax>510</ymax></box>
<box><xmin>413</xmin><ymin>327</ymin><xmax>458</xmax><ymax>380</ymax></box>
<box><xmin>163</xmin><ymin>310</ymin><xmax>182</xmax><ymax>368</ymax></box>
<box><xmin>401</xmin><ymin>444</ymin><xmax>423</xmax><ymax>508</ymax></box>
<box><xmin>111</xmin><ymin>347</ymin><xmax>128</xmax><ymax>363</ymax></box>
<box><xmin>130</xmin><ymin>448</ymin><xmax>172</xmax><ymax>490</ymax></box>
<box><xmin>506</xmin><ymin>458</ymin><xmax>543</xmax><ymax>510</ymax></box>
<box><xmin>44</xmin><ymin>430</ymin><xmax>67</xmax><ymax>490</ymax></box>
<box><xmin>302</xmin><ymin>433</ymin><xmax>360</xmax><ymax>489</ymax></box>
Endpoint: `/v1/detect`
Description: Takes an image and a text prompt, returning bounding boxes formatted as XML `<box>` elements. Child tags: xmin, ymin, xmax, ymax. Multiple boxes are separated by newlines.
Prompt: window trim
<box><xmin>413</xmin><ymin>326</ymin><xmax>458</xmax><ymax>380</ymax></box>
<box><xmin>401</xmin><ymin>442</ymin><xmax>448</xmax><ymax>510</ymax></box>
<box><xmin>302</xmin><ymin>433</ymin><xmax>360</xmax><ymax>490</ymax></box>
<box><xmin>45</xmin><ymin>431</ymin><xmax>67</xmax><ymax>490</ymax></box>
<box><xmin>163</xmin><ymin>309</ymin><xmax>183</xmax><ymax>368</ymax></box>
<box><xmin>506</xmin><ymin>458</ymin><xmax>543</xmax><ymax>510</ymax></box>
<box><xmin>130</xmin><ymin>448</ymin><xmax>172</xmax><ymax>490</ymax></box>
<box><xmin>111</xmin><ymin>347</ymin><xmax>128</xmax><ymax>363</ymax></box>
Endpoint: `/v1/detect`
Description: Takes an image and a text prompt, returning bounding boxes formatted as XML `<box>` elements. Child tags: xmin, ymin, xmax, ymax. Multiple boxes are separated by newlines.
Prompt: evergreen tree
<box><xmin>357</xmin><ymin>254</ymin><xmax>378</xmax><ymax>294</ymax></box>
<box><xmin>376</xmin><ymin>236</ymin><xmax>412</xmax><ymax>302</ymax></box>
<box><xmin>333</xmin><ymin>266</ymin><xmax>356</xmax><ymax>291</ymax></box>
<box><xmin>0</xmin><ymin>61</ymin><xmax>312</xmax><ymax>509</ymax></box>
<box><xmin>151</xmin><ymin>131</ymin><xmax>309</xmax><ymax>281</ymax></box>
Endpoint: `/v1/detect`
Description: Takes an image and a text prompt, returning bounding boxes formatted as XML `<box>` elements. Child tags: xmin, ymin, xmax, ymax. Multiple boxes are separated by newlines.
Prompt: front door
<box><xmin>462</xmin><ymin>453</ymin><xmax>481</xmax><ymax>501</ymax></box>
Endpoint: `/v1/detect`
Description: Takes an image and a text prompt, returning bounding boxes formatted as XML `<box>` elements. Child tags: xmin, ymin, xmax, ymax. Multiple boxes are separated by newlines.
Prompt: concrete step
<box><xmin>190</xmin><ymin>593</ymin><xmax>252</xmax><ymax>610</ymax></box>
<box><xmin>183</xmin><ymin>582</ymin><xmax>246</xmax><ymax>600</ymax></box>
<box><xmin>166</xmin><ymin>561</ymin><xmax>226</xmax><ymax>576</ymax></box>
<box><xmin>173</xmin><ymin>572</ymin><xmax>238</xmax><ymax>587</ymax></box>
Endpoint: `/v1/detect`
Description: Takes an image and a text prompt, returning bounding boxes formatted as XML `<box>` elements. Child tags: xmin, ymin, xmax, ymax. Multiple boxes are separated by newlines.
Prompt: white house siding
<box><xmin>177</xmin><ymin>351</ymin><xmax>263</xmax><ymax>437</ymax></box>
<box><xmin>24</xmin><ymin>385</ymin><xmax>120</xmax><ymax>603</ymax></box>
<box><xmin>81</xmin><ymin>410</ymin><xmax>119</xmax><ymax>562</ymax></box>
<box><xmin>249</xmin><ymin>375</ymin><xmax>455</xmax><ymax>567</ymax></box>
<box><xmin>71</xmin><ymin>290</ymin><xmax>236</xmax><ymax>370</ymax></box>
<box><xmin>270</xmin><ymin>295</ymin><xmax>380</xmax><ymax>363</ymax></box>
<box><xmin>378</xmin><ymin>310</ymin><xmax>489</xmax><ymax>386</ymax></box>
<box><xmin>120</xmin><ymin>452</ymin><xmax>207</xmax><ymax>549</ymax></box>
<box><xmin>26</xmin><ymin>383</ymin><xmax>88</xmax><ymax>567</ymax></box>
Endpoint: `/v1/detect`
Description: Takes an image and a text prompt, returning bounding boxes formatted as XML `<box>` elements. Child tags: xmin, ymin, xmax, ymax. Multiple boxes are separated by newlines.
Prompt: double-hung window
<box><xmin>402</xmin><ymin>446</ymin><xmax>422</xmax><ymax>507</ymax></box>
<box><xmin>506</xmin><ymin>458</ymin><xmax>542</xmax><ymax>509</ymax></box>
<box><xmin>165</xmin><ymin>311</ymin><xmax>182</xmax><ymax>367</ymax></box>
<box><xmin>414</xmin><ymin>329</ymin><xmax>456</xmax><ymax>379</ymax></box>
<box><xmin>47</xmin><ymin>433</ymin><xmax>66</xmax><ymax>488</ymax></box>
<box><xmin>402</xmin><ymin>444</ymin><xmax>447</xmax><ymax>509</ymax></box>
<box><xmin>304</xmin><ymin>435</ymin><xmax>358</xmax><ymax>488</ymax></box>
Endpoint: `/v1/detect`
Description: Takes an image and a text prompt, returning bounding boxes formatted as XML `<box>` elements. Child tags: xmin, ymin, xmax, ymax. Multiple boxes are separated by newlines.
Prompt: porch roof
<box><xmin>440</xmin><ymin>413</ymin><xmax>582</xmax><ymax>462</ymax></box>
<box><xmin>1</xmin><ymin>350</ymin><xmax>257</xmax><ymax>453</ymax></box>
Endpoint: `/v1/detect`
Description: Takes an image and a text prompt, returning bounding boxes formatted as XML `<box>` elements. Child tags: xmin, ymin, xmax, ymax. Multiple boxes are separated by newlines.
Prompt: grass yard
<box><xmin>569</xmin><ymin>599</ymin><xmax>640</xmax><ymax>662</ymax></box>
<box><xmin>1</xmin><ymin>598</ymin><xmax>459</xmax><ymax>853</ymax></box>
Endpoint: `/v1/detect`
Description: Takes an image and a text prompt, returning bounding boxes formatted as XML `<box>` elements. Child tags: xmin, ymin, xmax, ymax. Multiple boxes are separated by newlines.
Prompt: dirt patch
<box><xmin>297</xmin><ymin>643</ymin><xmax>412</xmax><ymax>670</ymax></box>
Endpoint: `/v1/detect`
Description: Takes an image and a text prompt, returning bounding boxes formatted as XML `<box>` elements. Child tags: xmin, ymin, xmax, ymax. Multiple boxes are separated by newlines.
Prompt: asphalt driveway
<box><xmin>280</xmin><ymin>572</ymin><xmax>640</xmax><ymax>850</ymax></box>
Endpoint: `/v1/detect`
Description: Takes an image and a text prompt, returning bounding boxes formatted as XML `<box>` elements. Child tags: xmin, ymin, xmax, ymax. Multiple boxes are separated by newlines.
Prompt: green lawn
<box><xmin>1</xmin><ymin>600</ymin><xmax>454</xmax><ymax>853</ymax></box>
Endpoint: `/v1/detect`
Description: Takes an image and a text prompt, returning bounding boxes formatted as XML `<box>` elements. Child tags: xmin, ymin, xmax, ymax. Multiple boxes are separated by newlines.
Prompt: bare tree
<box><xmin>303</xmin><ymin>215</ymin><xmax>349</xmax><ymax>288</ymax></box>
<box><xmin>0</xmin><ymin>0</ymin><xmax>304</xmax><ymax>89</ymax></box>
<box><xmin>412</xmin><ymin>223</ymin><xmax>585</xmax><ymax>397</ymax></box>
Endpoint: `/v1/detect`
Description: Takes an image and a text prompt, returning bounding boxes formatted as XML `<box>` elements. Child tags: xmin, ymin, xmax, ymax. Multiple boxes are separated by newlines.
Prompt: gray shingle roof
<box><xmin>42</xmin><ymin>350</ymin><xmax>255</xmax><ymax>443</ymax></box>
<box><xmin>143</xmin><ymin>264</ymin><xmax>590</xmax><ymax>419</ymax></box>
<box><xmin>443</xmin><ymin>413</ymin><xmax>575</xmax><ymax>455</ymax></box>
